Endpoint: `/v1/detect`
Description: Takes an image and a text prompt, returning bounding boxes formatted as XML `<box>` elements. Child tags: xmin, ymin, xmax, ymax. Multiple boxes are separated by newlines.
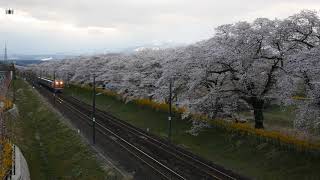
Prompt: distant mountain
<box><xmin>40</xmin><ymin>57</ymin><xmax>53</xmax><ymax>61</ymax></box>
<box><xmin>14</xmin><ymin>60</ymin><xmax>42</xmax><ymax>66</ymax></box>
<box><xmin>120</xmin><ymin>42</ymin><xmax>186</xmax><ymax>53</ymax></box>
<box><xmin>0</xmin><ymin>54</ymin><xmax>74</xmax><ymax>61</ymax></box>
<box><xmin>0</xmin><ymin>42</ymin><xmax>184</xmax><ymax>62</ymax></box>
<box><xmin>0</xmin><ymin>53</ymin><xmax>76</xmax><ymax>66</ymax></box>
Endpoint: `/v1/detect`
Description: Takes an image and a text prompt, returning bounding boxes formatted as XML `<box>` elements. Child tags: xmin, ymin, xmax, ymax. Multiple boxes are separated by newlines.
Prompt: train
<box><xmin>37</xmin><ymin>77</ymin><xmax>64</xmax><ymax>93</ymax></box>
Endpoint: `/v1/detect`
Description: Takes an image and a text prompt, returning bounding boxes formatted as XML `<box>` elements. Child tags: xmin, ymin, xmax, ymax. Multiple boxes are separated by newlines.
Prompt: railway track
<box><xmin>61</xmin><ymin>95</ymin><xmax>244</xmax><ymax>180</ymax></box>
<box><xmin>56</xmin><ymin>95</ymin><xmax>184</xmax><ymax>179</ymax></box>
<box><xmin>30</xmin><ymin>79</ymin><xmax>247</xmax><ymax>180</ymax></box>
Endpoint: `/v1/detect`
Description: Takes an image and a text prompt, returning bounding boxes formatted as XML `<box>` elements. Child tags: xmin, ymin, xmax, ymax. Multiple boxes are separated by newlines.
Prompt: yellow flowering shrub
<box><xmin>72</xmin><ymin>83</ymin><xmax>320</xmax><ymax>152</ymax></box>
<box><xmin>202</xmin><ymin>117</ymin><xmax>320</xmax><ymax>152</ymax></box>
<box><xmin>0</xmin><ymin>99</ymin><xmax>13</xmax><ymax>112</ymax></box>
<box><xmin>132</xmin><ymin>98</ymin><xmax>188</xmax><ymax>115</ymax></box>
<box><xmin>0</xmin><ymin>139</ymin><xmax>13</xmax><ymax>179</ymax></box>
<box><xmin>4</xmin><ymin>100</ymin><xmax>13</xmax><ymax>111</ymax></box>
<box><xmin>292</xmin><ymin>96</ymin><xmax>309</xmax><ymax>100</ymax></box>
<box><xmin>136</xmin><ymin>99</ymin><xmax>167</xmax><ymax>111</ymax></box>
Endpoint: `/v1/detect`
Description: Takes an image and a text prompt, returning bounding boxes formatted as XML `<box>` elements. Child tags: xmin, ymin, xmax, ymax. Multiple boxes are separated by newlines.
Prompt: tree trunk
<box><xmin>252</xmin><ymin>98</ymin><xmax>264</xmax><ymax>129</ymax></box>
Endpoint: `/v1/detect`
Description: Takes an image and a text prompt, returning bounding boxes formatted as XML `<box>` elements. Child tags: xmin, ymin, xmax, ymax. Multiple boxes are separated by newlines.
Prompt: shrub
<box><xmin>71</xmin><ymin>84</ymin><xmax>320</xmax><ymax>153</ymax></box>
<box><xmin>0</xmin><ymin>139</ymin><xmax>13</xmax><ymax>179</ymax></box>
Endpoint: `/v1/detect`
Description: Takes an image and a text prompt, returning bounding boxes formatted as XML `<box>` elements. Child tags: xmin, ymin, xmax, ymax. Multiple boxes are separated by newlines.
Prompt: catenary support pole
<box><xmin>53</xmin><ymin>71</ymin><xmax>56</xmax><ymax>104</ymax></box>
<box><xmin>92</xmin><ymin>75</ymin><xmax>96</xmax><ymax>144</ymax></box>
<box><xmin>168</xmin><ymin>79</ymin><xmax>172</xmax><ymax>141</ymax></box>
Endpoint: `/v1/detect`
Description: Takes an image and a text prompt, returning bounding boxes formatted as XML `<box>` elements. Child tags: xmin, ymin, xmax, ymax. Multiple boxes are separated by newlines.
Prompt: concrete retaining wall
<box><xmin>10</xmin><ymin>145</ymin><xmax>30</xmax><ymax>180</ymax></box>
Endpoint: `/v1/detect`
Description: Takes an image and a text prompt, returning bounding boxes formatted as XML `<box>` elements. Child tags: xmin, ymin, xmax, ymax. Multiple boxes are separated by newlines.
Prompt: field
<box><xmin>6</xmin><ymin>79</ymin><xmax>121</xmax><ymax>180</ymax></box>
<box><xmin>63</xmin><ymin>85</ymin><xmax>320</xmax><ymax>180</ymax></box>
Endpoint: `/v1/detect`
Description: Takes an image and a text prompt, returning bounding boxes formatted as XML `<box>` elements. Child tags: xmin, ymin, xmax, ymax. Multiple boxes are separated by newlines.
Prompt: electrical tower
<box><xmin>3</xmin><ymin>8</ymin><xmax>14</xmax><ymax>63</ymax></box>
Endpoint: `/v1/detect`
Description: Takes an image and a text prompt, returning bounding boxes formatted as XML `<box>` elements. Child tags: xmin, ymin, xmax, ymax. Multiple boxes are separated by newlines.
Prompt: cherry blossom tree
<box><xmin>26</xmin><ymin>10</ymin><xmax>320</xmax><ymax>131</ymax></box>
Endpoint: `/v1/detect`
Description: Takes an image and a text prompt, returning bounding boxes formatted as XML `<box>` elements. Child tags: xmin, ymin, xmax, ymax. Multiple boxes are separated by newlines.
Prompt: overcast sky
<box><xmin>1</xmin><ymin>0</ymin><xmax>320</xmax><ymax>55</ymax></box>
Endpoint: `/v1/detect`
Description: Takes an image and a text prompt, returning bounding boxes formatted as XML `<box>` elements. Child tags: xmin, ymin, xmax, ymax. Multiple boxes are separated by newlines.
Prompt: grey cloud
<box><xmin>3</xmin><ymin>0</ymin><xmax>320</xmax><ymax>27</ymax></box>
<box><xmin>1</xmin><ymin>0</ymin><xmax>320</xmax><ymax>54</ymax></box>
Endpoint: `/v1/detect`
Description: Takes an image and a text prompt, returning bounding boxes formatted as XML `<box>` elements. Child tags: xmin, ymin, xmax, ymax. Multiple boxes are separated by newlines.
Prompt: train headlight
<box><xmin>55</xmin><ymin>81</ymin><xmax>59</xmax><ymax>85</ymax></box>
<box><xmin>60</xmin><ymin>81</ymin><xmax>63</xmax><ymax>85</ymax></box>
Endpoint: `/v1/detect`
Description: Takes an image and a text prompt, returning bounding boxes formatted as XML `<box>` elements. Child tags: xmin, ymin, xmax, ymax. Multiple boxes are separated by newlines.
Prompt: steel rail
<box><xmin>64</xmin><ymin>95</ymin><xmax>239</xmax><ymax>180</ymax></box>
<box><xmin>55</xmin><ymin>96</ymin><xmax>186</xmax><ymax>180</ymax></box>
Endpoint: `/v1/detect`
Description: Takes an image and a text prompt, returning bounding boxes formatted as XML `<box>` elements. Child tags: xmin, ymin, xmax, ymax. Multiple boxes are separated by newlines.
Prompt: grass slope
<box><xmin>64</xmin><ymin>85</ymin><xmax>320</xmax><ymax>180</ymax></box>
<box><xmin>241</xmin><ymin>105</ymin><xmax>296</xmax><ymax>130</ymax></box>
<box><xmin>7</xmin><ymin>79</ymin><xmax>119</xmax><ymax>180</ymax></box>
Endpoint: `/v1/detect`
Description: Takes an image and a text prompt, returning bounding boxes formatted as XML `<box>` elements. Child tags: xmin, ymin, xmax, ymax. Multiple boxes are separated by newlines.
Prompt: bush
<box><xmin>71</xmin><ymin>83</ymin><xmax>320</xmax><ymax>153</ymax></box>
<box><xmin>0</xmin><ymin>139</ymin><xmax>13</xmax><ymax>179</ymax></box>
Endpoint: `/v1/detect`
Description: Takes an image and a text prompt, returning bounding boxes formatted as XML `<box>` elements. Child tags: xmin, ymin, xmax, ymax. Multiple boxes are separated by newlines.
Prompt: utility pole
<box><xmin>168</xmin><ymin>79</ymin><xmax>173</xmax><ymax>141</ymax></box>
<box><xmin>12</xmin><ymin>68</ymin><xmax>15</xmax><ymax>102</ymax></box>
<box><xmin>92</xmin><ymin>75</ymin><xmax>96</xmax><ymax>144</ymax></box>
<box><xmin>67</xmin><ymin>72</ymin><xmax>72</xmax><ymax>88</ymax></box>
<box><xmin>53</xmin><ymin>71</ymin><xmax>56</xmax><ymax>104</ymax></box>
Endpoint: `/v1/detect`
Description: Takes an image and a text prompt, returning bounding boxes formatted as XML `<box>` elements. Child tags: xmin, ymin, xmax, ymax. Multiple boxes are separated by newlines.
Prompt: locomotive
<box><xmin>38</xmin><ymin>77</ymin><xmax>64</xmax><ymax>93</ymax></box>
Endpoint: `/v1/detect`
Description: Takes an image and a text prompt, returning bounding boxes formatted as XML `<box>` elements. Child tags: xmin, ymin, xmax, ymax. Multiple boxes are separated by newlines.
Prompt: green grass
<box><xmin>241</xmin><ymin>105</ymin><xmax>296</xmax><ymax>129</ymax></box>
<box><xmin>7</xmin><ymin>79</ymin><xmax>121</xmax><ymax>180</ymax></box>
<box><xmin>63</xmin><ymin>85</ymin><xmax>320</xmax><ymax>180</ymax></box>
<box><xmin>264</xmin><ymin>105</ymin><xmax>296</xmax><ymax>128</ymax></box>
